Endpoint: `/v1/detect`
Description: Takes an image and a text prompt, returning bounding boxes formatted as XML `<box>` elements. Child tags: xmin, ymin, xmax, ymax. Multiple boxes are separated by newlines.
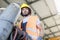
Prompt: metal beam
<box><xmin>40</xmin><ymin>14</ymin><xmax>56</xmax><ymax>20</ymax></box>
<box><xmin>25</xmin><ymin>0</ymin><xmax>40</xmax><ymax>4</ymax></box>
<box><xmin>3</xmin><ymin>0</ymin><xmax>10</xmax><ymax>4</ymax></box>
<box><xmin>45</xmin><ymin>24</ymin><xmax>60</xmax><ymax>30</ymax></box>
<box><xmin>47</xmin><ymin>31</ymin><xmax>60</xmax><ymax>36</ymax></box>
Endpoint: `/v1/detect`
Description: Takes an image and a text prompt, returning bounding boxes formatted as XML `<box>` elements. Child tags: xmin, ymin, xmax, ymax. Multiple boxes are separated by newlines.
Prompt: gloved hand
<box><xmin>14</xmin><ymin>27</ymin><xmax>26</xmax><ymax>40</ymax></box>
<box><xmin>20</xmin><ymin>31</ymin><xmax>26</xmax><ymax>39</ymax></box>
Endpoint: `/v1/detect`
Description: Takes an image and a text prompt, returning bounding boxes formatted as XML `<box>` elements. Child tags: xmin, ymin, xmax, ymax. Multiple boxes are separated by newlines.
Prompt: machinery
<box><xmin>0</xmin><ymin>3</ymin><xmax>21</xmax><ymax>40</ymax></box>
<box><xmin>0</xmin><ymin>8</ymin><xmax>5</xmax><ymax>15</ymax></box>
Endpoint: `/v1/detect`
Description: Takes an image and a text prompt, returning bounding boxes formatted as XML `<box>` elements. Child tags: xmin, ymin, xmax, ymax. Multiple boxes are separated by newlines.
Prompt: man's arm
<box><xmin>37</xmin><ymin>24</ymin><xmax>44</xmax><ymax>37</ymax></box>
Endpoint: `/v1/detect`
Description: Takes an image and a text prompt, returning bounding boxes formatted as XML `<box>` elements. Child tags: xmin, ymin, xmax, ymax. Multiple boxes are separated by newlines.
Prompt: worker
<box><xmin>19</xmin><ymin>3</ymin><xmax>44</xmax><ymax>40</ymax></box>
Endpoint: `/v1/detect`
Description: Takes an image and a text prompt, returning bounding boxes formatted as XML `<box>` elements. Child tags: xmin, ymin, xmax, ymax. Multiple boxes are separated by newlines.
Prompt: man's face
<box><xmin>21</xmin><ymin>8</ymin><xmax>29</xmax><ymax>16</ymax></box>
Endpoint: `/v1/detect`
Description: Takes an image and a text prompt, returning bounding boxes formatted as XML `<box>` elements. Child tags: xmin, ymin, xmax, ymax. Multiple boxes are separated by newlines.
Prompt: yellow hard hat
<box><xmin>21</xmin><ymin>3</ymin><xmax>29</xmax><ymax>8</ymax></box>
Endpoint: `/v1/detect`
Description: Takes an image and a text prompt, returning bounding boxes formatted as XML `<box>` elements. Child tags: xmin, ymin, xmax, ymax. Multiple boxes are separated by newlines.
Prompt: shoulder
<box><xmin>30</xmin><ymin>15</ymin><xmax>39</xmax><ymax>18</ymax></box>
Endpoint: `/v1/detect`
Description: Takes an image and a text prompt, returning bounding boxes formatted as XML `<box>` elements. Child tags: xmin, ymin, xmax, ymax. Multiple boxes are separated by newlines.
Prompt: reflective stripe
<box><xmin>26</xmin><ymin>28</ymin><xmax>37</xmax><ymax>32</ymax></box>
<box><xmin>28</xmin><ymin>34</ymin><xmax>37</xmax><ymax>39</ymax></box>
<box><xmin>26</xmin><ymin>30</ymin><xmax>38</xmax><ymax>37</ymax></box>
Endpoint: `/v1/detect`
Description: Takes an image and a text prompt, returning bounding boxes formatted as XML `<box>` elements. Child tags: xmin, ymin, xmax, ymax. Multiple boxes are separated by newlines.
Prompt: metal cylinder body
<box><xmin>0</xmin><ymin>3</ymin><xmax>21</xmax><ymax>40</ymax></box>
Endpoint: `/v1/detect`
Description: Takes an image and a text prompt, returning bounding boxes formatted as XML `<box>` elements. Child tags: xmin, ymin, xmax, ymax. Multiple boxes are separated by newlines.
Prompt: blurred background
<box><xmin>0</xmin><ymin>0</ymin><xmax>60</xmax><ymax>40</ymax></box>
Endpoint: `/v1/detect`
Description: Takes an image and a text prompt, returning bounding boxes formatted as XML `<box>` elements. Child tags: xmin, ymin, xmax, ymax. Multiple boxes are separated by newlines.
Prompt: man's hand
<box><xmin>36</xmin><ymin>24</ymin><xmax>44</xmax><ymax>37</ymax></box>
<box><xmin>20</xmin><ymin>31</ymin><xmax>26</xmax><ymax>39</ymax></box>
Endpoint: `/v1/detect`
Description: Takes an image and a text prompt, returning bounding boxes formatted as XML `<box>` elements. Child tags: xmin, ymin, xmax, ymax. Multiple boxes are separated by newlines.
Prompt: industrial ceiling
<box><xmin>0</xmin><ymin>0</ymin><xmax>60</xmax><ymax>39</ymax></box>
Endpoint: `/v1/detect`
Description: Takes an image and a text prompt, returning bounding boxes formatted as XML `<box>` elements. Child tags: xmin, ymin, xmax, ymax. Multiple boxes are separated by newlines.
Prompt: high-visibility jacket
<box><xmin>19</xmin><ymin>16</ymin><xmax>40</xmax><ymax>40</ymax></box>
